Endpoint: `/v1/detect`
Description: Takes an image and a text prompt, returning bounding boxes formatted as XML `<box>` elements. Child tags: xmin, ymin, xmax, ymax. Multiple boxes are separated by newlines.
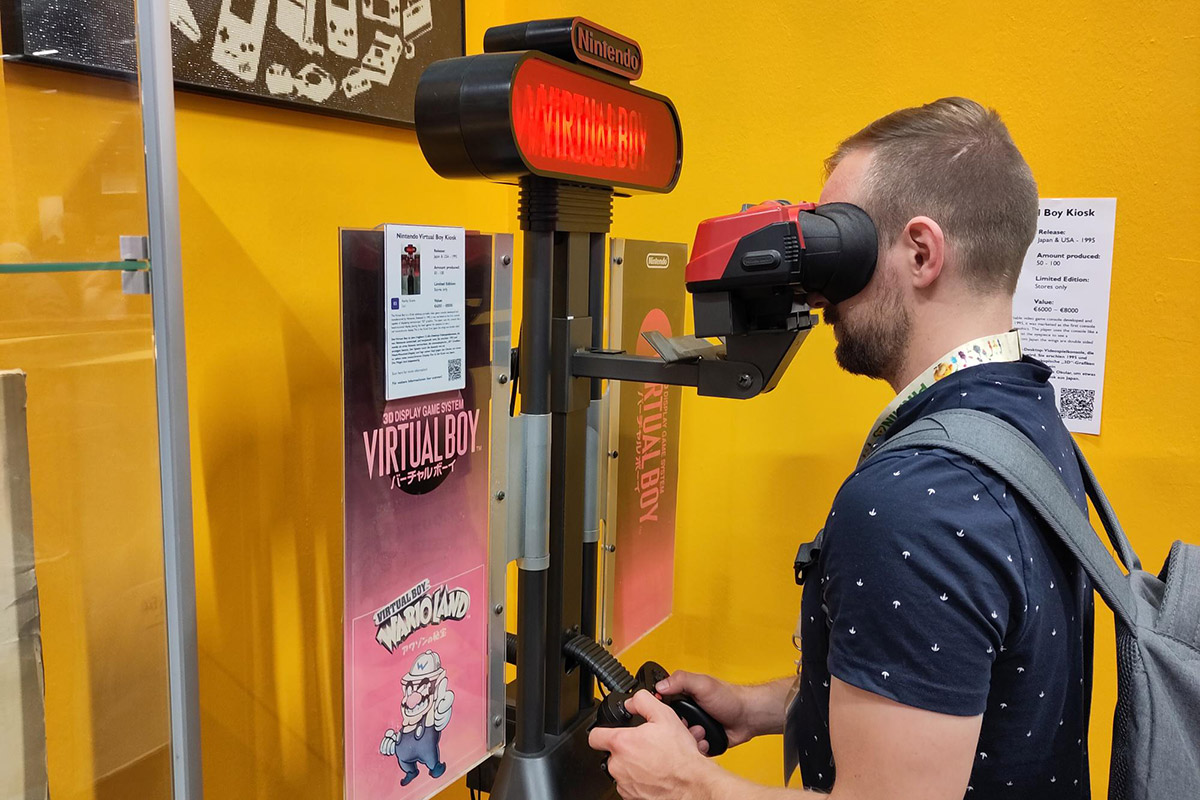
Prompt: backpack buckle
<box><xmin>794</xmin><ymin>530</ymin><xmax>824</xmax><ymax>586</ymax></box>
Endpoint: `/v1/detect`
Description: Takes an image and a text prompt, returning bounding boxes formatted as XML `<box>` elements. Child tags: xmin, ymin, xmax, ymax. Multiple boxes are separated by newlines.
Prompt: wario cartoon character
<box><xmin>379</xmin><ymin>650</ymin><xmax>455</xmax><ymax>786</ymax></box>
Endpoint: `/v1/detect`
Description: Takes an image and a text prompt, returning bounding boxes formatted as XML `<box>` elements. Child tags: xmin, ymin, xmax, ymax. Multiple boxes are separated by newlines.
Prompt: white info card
<box><xmin>1014</xmin><ymin>198</ymin><xmax>1117</xmax><ymax>435</ymax></box>
<box><xmin>383</xmin><ymin>224</ymin><xmax>466</xmax><ymax>400</ymax></box>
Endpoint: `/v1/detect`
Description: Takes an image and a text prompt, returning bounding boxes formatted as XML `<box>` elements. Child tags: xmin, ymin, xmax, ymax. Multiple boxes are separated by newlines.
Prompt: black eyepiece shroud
<box><xmin>797</xmin><ymin>202</ymin><xmax>878</xmax><ymax>305</ymax></box>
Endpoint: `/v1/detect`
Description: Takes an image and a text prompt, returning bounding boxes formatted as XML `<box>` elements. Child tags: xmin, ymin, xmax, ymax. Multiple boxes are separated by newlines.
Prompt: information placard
<box><xmin>601</xmin><ymin>239</ymin><xmax>687</xmax><ymax>653</ymax></box>
<box><xmin>384</xmin><ymin>224</ymin><xmax>467</xmax><ymax>401</ymax></box>
<box><xmin>343</xmin><ymin>228</ymin><xmax>500</xmax><ymax>800</ymax></box>
<box><xmin>1014</xmin><ymin>198</ymin><xmax>1117</xmax><ymax>434</ymax></box>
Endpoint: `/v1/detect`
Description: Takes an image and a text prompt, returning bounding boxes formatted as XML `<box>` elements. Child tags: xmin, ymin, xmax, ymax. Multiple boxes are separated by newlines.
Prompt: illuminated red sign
<box><xmin>510</xmin><ymin>57</ymin><xmax>681</xmax><ymax>193</ymax></box>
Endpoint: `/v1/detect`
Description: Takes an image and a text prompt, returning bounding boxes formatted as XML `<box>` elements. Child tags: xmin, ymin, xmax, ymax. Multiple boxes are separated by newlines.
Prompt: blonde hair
<box><xmin>826</xmin><ymin>97</ymin><xmax>1038</xmax><ymax>294</ymax></box>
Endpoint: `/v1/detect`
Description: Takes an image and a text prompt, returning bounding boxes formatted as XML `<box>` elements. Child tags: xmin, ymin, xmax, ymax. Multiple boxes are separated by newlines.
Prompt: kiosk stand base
<box><xmin>487</xmin><ymin>712</ymin><xmax>617</xmax><ymax>800</ymax></box>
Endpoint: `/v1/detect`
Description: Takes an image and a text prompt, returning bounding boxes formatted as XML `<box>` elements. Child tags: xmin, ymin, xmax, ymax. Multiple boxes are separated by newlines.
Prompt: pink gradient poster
<box><xmin>342</xmin><ymin>229</ymin><xmax>495</xmax><ymax>800</ymax></box>
<box><xmin>608</xmin><ymin>240</ymin><xmax>687</xmax><ymax>653</ymax></box>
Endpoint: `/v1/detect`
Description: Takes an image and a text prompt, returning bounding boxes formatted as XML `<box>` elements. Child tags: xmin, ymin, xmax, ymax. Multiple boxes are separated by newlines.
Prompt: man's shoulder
<box><xmin>825</xmin><ymin>447</ymin><xmax>1021</xmax><ymax>561</ymax></box>
<box><xmin>889</xmin><ymin>359</ymin><xmax>1076</xmax><ymax>470</ymax></box>
<box><xmin>833</xmin><ymin>446</ymin><xmax>1005</xmax><ymax>513</ymax></box>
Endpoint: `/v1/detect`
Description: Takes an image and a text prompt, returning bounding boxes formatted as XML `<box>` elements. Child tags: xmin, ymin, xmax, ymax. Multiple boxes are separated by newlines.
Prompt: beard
<box><xmin>825</xmin><ymin>272</ymin><xmax>911</xmax><ymax>383</ymax></box>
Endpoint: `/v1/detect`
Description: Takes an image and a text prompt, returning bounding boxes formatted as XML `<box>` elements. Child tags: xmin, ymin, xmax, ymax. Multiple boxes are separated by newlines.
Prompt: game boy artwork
<box><xmin>0</xmin><ymin>0</ymin><xmax>463</xmax><ymax>125</ymax></box>
<box><xmin>274</xmin><ymin>0</ymin><xmax>323</xmax><ymax>55</ymax></box>
<box><xmin>211</xmin><ymin>0</ymin><xmax>271</xmax><ymax>81</ymax></box>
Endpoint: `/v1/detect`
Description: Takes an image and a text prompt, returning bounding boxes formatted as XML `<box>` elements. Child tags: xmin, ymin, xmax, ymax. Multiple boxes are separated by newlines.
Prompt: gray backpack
<box><xmin>876</xmin><ymin>408</ymin><xmax>1200</xmax><ymax>800</ymax></box>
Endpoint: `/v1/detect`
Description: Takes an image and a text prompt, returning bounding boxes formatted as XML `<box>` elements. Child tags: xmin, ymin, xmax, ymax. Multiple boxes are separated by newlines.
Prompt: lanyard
<box><xmin>858</xmin><ymin>330</ymin><xmax>1023</xmax><ymax>464</ymax></box>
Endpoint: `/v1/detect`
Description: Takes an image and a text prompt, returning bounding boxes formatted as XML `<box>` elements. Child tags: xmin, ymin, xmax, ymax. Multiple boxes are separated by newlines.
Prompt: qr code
<box><xmin>1060</xmin><ymin>388</ymin><xmax>1095</xmax><ymax>420</ymax></box>
<box><xmin>447</xmin><ymin>357</ymin><xmax>462</xmax><ymax>381</ymax></box>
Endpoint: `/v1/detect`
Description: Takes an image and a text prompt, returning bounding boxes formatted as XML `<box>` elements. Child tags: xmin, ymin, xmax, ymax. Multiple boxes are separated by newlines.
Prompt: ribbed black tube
<box><xmin>562</xmin><ymin>634</ymin><xmax>637</xmax><ymax>693</ymax></box>
<box><xmin>505</xmin><ymin>632</ymin><xmax>636</xmax><ymax>694</ymax></box>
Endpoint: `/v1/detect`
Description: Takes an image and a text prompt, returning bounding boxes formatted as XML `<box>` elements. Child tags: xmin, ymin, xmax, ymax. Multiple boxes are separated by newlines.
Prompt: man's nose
<box><xmin>806</xmin><ymin>292</ymin><xmax>830</xmax><ymax>310</ymax></box>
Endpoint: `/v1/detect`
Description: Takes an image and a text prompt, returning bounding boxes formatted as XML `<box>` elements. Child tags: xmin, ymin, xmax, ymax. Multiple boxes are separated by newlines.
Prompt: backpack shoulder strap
<box><xmin>1072</xmin><ymin>438</ymin><xmax>1142</xmax><ymax>573</ymax></box>
<box><xmin>872</xmin><ymin>408</ymin><xmax>1136</xmax><ymax>630</ymax></box>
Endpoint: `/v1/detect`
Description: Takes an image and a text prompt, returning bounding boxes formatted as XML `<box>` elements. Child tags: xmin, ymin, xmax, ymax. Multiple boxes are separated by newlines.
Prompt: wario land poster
<box><xmin>341</xmin><ymin>228</ymin><xmax>495</xmax><ymax>799</ymax></box>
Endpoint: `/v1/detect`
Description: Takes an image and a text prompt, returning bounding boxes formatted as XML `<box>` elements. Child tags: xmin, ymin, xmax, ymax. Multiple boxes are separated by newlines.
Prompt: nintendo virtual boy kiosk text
<box><xmin>410</xmin><ymin>17</ymin><xmax>878</xmax><ymax>800</ymax></box>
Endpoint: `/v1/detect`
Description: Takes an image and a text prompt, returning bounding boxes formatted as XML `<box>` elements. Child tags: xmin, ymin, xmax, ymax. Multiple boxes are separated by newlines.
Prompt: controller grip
<box><xmin>591</xmin><ymin>661</ymin><xmax>731</xmax><ymax>760</ymax></box>
<box><xmin>664</xmin><ymin>695</ymin><xmax>729</xmax><ymax>756</ymax></box>
<box><xmin>594</xmin><ymin>691</ymin><xmax>637</xmax><ymax>728</ymax></box>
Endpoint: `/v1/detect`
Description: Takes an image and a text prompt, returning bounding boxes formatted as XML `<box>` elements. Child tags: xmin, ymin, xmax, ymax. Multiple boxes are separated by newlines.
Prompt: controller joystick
<box><xmin>593</xmin><ymin>661</ymin><xmax>729</xmax><ymax>757</ymax></box>
<box><xmin>636</xmin><ymin>661</ymin><xmax>671</xmax><ymax>688</ymax></box>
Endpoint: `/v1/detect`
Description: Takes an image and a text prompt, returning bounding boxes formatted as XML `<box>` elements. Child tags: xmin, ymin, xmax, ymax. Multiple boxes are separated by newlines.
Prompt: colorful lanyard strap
<box><xmin>858</xmin><ymin>330</ymin><xmax>1023</xmax><ymax>465</ymax></box>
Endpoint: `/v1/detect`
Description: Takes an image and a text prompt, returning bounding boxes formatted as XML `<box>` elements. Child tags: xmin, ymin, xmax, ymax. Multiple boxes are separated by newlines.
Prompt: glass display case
<box><xmin>1</xmin><ymin>3</ymin><xmax>197</xmax><ymax>798</ymax></box>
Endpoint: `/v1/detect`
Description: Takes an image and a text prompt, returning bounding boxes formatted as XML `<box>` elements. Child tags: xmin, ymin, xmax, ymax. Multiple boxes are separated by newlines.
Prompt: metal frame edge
<box><xmin>488</xmin><ymin>233</ymin><xmax>515</xmax><ymax>751</ymax></box>
<box><xmin>135</xmin><ymin>1</ymin><xmax>203</xmax><ymax>797</ymax></box>
<box><xmin>599</xmin><ymin>237</ymin><xmax>625</xmax><ymax>647</ymax></box>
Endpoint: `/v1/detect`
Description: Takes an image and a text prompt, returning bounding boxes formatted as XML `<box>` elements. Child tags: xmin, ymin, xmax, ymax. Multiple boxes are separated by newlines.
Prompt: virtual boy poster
<box><xmin>341</xmin><ymin>227</ymin><xmax>495</xmax><ymax>799</ymax></box>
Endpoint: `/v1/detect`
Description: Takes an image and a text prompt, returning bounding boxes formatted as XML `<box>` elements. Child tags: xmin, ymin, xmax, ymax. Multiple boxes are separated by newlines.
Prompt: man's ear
<box><xmin>899</xmin><ymin>216</ymin><xmax>946</xmax><ymax>289</ymax></box>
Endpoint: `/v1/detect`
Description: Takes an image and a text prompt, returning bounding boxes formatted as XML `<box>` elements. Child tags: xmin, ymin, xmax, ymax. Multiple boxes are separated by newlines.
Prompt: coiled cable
<box><xmin>505</xmin><ymin>631</ymin><xmax>636</xmax><ymax>693</ymax></box>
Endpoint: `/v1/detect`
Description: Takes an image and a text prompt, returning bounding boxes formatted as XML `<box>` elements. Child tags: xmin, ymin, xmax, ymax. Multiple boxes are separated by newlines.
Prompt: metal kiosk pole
<box><xmin>503</xmin><ymin>175</ymin><xmax>617</xmax><ymax>798</ymax></box>
<box><xmin>414</xmin><ymin>18</ymin><xmax>682</xmax><ymax>800</ymax></box>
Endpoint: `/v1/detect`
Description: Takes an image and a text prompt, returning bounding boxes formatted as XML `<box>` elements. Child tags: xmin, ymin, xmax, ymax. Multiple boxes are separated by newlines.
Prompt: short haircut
<box><xmin>825</xmin><ymin>97</ymin><xmax>1039</xmax><ymax>295</ymax></box>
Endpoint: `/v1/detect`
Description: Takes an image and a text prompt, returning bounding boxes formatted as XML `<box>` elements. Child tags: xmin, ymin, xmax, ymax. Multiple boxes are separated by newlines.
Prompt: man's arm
<box><xmin>693</xmin><ymin>678</ymin><xmax>981</xmax><ymax>799</ymax></box>
<box><xmin>590</xmin><ymin>679</ymin><xmax>980</xmax><ymax>800</ymax></box>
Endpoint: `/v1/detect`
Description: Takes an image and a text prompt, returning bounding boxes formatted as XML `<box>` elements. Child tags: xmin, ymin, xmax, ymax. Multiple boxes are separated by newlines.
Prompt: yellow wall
<box><xmin>569</xmin><ymin>2</ymin><xmax>1200</xmax><ymax>798</ymax></box>
<box><xmin>174</xmin><ymin>6</ymin><xmax>512</xmax><ymax>798</ymax></box>
<box><xmin>7</xmin><ymin>1</ymin><xmax>1196</xmax><ymax>799</ymax></box>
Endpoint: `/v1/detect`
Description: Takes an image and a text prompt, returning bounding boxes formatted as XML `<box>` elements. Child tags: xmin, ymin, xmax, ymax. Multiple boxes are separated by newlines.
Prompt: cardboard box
<box><xmin>0</xmin><ymin>370</ymin><xmax>49</xmax><ymax>799</ymax></box>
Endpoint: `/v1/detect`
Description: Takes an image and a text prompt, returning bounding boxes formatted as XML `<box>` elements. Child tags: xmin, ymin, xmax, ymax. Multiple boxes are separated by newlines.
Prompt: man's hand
<box><xmin>588</xmin><ymin>690</ymin><xmax>716</xmax><ymax>800</ymax></box>
<box><xmin>663</xmin><ymin>678</ymin><xmax>983</xmax><ymax>800</ymax></box>
<box><xmin>587</xmin><ymin>679</ymin><xmax>982</xmax><ymax>800</ymax></box>
<box><xmin>654</xmin><ymin>672</ymin><xmax>790</xmax><ymax>751</ymax></box>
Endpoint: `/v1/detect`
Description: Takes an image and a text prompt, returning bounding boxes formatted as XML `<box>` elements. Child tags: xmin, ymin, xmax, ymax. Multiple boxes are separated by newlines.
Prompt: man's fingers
<box><xmin>656</xmin><ymin>669</ymin><xmax>694</xmax><ymax>695</ymax></box>
<box><xmin>687</xmin><ymin>724</ymin><xmax>711</xmax><ymax>755</ymax></box>
<box><xmin>588</xmin><ymin>725</ymin><xmax>620</xmax><ymax>753</ymax></box>
<box><xmin>657</xmin><ymin>669</ymin><xmax>713</xmax><ymax>698</ymax></box>
<box><xmin>624</xmin><ymin>689</ymin><xmax>677</xmax><ymax>724</ymax></box>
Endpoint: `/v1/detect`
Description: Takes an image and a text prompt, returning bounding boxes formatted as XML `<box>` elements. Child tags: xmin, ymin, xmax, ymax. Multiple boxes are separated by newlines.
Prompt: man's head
<box><xmin>815</xmin><ymin>97</ymin><xmax>1038</xmax><ymax>386</ymax></box>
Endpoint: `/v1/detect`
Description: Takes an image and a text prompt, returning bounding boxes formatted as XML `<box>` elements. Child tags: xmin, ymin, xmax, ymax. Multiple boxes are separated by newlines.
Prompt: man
<box><xmin>589</xmin><ymin>97</ymin><xmax>1093</xmax><ymax>799</ymax></box>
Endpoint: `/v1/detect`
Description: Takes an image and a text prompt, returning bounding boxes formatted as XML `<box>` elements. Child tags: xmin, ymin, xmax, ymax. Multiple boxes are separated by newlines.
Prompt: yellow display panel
<box><xmin>0</xmin><ymin>51</ymin><xmax>148</xmax><ymax>268</ymax></box>
<box><xmin>1</xmin><ymin>10</ymin><xmax>170</xmax><ymax>798</ymax></box>
<box><xmin>0</xmin><ymin>270</ymin><xmax>170</xmax><ymax>799</ymax></box>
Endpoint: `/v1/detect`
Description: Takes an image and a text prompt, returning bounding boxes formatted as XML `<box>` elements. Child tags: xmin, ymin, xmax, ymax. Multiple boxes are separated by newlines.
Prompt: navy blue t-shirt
<box><xmin>793</xmin><ymin>359</ymin><xmax>1094</xmax><ymax>798</ymax></box>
